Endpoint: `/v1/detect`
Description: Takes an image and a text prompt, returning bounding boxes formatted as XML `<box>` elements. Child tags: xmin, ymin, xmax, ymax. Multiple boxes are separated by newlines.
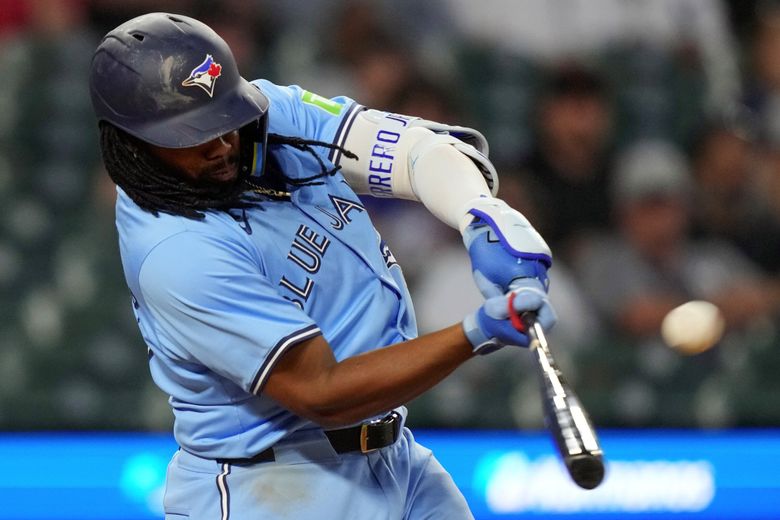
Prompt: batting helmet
<box><xmin>89</xmin><ymin>12</ymin><xmax>269</xmax><ymax>149</ymax></box>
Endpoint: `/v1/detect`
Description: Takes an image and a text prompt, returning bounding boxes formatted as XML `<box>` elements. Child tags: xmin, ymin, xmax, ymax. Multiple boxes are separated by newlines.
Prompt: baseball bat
<box><xmin>514</xmin><ymin>307</ymin><xmax>605</xmax><ymax>489</ymax></box>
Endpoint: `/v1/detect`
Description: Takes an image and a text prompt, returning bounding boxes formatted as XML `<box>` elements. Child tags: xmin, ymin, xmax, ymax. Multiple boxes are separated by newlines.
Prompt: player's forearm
<box><xmin>319</xmin><ymin>325</ymin><xmax>474</xmax><ymax>425</ymax></box>
<box><xmin>410</xmin><ymin>137</ymin><xmax>493</xmax><ymax>230</ymax></box>
<box><xmin>266</xmin><ymin>325</ymin><xmax>474</xmax><ymax>428</ymax></box>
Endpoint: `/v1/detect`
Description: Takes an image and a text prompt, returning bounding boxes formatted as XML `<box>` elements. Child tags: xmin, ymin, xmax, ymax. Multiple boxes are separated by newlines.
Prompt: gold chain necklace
<box><xmin>244</xmin><ymin>178</ymin><xmax>291</xmax><ymax>199</ymax></box>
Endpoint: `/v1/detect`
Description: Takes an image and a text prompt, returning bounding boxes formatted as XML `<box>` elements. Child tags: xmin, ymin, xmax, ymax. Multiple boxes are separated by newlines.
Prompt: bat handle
<box><xmin>520</xmin><ymin>311</ymin><xmax>545</xmax><ymax>348</ymax></box>
<box><xmin>505</xmin><ymin>292</ymin><xmax>544</xmax><ymax>347</ymax></box>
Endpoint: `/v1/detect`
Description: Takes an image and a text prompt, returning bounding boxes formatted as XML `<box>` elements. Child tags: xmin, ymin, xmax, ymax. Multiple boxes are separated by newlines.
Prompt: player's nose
<box><xmin>203</xmin><ymin>132</ymin><xmax>236</xmax><ymax>160</ymax></box>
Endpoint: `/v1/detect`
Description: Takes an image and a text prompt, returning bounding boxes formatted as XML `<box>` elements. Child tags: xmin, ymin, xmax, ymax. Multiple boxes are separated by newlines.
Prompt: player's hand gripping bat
<box><xmin>508</xmin><ymin>293</ymin><xmax>605</xmax><ymax>490</ymax></box>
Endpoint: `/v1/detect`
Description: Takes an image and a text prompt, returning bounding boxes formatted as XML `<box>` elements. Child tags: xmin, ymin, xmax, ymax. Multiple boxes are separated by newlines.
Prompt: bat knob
<box><xmin>566</xmin><ymin>453</ymin><xmax>605</xmax><ymax>490</ymax></box>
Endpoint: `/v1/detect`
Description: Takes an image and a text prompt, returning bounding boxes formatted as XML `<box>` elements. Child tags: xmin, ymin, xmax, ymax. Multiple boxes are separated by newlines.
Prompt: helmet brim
<box><xmin>116</xmin><ymin>78</ymin><xmax>269</xmax><ymax>149</ymax></box>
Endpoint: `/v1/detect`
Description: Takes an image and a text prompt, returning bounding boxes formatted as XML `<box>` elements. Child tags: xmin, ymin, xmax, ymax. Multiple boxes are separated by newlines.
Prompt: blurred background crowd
<box><xmin>2</xmin><ymin>0</ymin><xmax>780</xmax><ymax>432</ymax></box>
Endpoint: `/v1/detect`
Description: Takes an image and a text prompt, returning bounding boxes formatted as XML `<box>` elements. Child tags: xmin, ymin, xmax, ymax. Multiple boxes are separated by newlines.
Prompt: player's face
<box><xmin>147</xmin><ymin>130</ymin><xmax>241</xmax><ymax>186</ymax></box>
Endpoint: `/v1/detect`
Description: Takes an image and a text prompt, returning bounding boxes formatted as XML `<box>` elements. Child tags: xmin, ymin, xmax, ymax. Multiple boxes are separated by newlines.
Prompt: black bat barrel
<box><xmin>537</xmin><ymin>366</ymin><xmax>605</xmax><ymax>489</ymax></box>
<box><xmin>524</xmin><ymin>313</ymin><xmax>606</xmax><ymax>490</ymax></box>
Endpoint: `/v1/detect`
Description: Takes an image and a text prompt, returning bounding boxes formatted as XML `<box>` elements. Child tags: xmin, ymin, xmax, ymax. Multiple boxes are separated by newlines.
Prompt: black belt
<box><xmin>217</xmin><ymin>411</ymin><xmax>402</xmax><ymax>465</ymax></box>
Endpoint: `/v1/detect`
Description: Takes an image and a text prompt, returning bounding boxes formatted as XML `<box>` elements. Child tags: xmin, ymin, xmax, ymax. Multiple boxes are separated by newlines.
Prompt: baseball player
<box><xmin>89</xmin><ymin>13</ymin><xmax>555</xmax><ymax>520</ymax></box>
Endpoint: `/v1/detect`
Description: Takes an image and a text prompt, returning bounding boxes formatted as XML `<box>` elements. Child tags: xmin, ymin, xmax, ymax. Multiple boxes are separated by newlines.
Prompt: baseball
<box><xmin>661</xmin><ymin>301</ymin><xmax>725</xmax><ymax>354</ymax></box>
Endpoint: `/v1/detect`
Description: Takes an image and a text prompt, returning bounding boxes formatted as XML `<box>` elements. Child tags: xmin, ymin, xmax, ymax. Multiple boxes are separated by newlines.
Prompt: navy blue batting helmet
<box><xmin>89</xmin><ymin>12</ymin><xmax>269</xmax><ymax>148</ymax></box>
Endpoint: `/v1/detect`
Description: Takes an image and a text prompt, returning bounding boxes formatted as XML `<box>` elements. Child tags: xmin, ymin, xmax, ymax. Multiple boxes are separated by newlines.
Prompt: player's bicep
<box><xmin>263</xmin><ymin>334</ymin><xmax>338</xmax><ymax>418</ymax></box>
<box><xmin>138</xmin><ymin>232</ymin><xmax>321</xmax><ymax>394</ymax></box>
<box><xmin>258</xmin><ymin>81</ymin><xmax>358</xmax><ymax>145</ymax></box>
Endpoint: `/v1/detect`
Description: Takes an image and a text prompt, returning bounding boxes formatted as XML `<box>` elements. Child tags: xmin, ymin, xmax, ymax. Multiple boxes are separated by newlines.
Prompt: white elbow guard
<box><xmin>407</xmin><ymin>118</ymin><xmax>498</xmax><ymax>195</ymax></box>
<box><xmin>338</xmin><ymin>109</ymin><xmax>499</xmax><ymax>199</ymax></box>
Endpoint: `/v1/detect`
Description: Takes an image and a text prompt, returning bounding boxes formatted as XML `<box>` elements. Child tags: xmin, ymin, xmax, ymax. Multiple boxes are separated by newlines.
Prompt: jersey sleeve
<box><xmin>254</xmin><ymin>79</ymin><xmax>363</xmax><ymax>168</ymax></box>
<box><xmin>138</xmin><ymin>231</ymin><xmax>322</xmax><ymax>395</ymax></box>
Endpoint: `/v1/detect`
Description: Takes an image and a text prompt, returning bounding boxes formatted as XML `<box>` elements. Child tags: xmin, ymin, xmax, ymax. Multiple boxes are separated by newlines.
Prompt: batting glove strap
<box><xmin>462</xmin><ymin>312</ymin><xmax>503</xmax><ymax>355</ymax></box>
<box><xmin>462</xmin><ymin>279</ymin><xmax>556</xmax><ymax>355</ymax></box>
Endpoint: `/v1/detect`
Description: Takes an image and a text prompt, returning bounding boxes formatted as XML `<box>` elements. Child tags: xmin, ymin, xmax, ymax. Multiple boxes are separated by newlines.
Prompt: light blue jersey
<box><xmin>118</xmin><ymin>81</ymin><xmax>472</xmax><ymax>519</ymax></box>
<box><xmin>117</xmin><ymin>81</ymin><xmax>416</xmax><ymax>459</ymax></box>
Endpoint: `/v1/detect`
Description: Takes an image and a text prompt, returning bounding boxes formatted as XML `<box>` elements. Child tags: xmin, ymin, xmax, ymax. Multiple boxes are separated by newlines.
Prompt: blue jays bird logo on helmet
<box><xmin>182</xmin><ymin>54</ymin><xmax>222</xmax><ymax>97</ymax></box>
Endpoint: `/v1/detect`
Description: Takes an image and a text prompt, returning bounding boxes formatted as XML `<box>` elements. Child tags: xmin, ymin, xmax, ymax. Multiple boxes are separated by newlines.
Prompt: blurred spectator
<box><xmin>691</xmin><ymin>108</ymin><xmax>780</xmax><ymax>273</ymax></box>
<box><xmin>391</xmin><ymin>76</ymin><xmax>463</xmax><ymax>124</ymax></box>
<box><xmin>748</xmin><ymin>2</ymin><xmax>780</xmax><ymax>255</ymax></box>
<box><xmin>578</xmin><ymin>140</ymin><xmax>779</xmax><ymax>337</ymax></box>
<box><xmin>744</xmin><ymin>1</ymin><xmax>780</xmax><ymax>143</ymax></box>
<box><xmin>88</xmin><ymin>0</ymin><xmax>194</xmax><ymax>31</ymax></box>
<box><xmin>89</xmin><ymin>1</ymin><xmax>274</xmax><ymax>79</ymax></box>
<box><xmin>349</xmin><ymin>36</ymin><xmax>418</xmax><ymax>111</ymax></box>
<box><xmin>518</xmin><ymin>64</ymin><xmax>614</xmax><ymax>260</ymax></box>
<box><xmin>452</xmin><ymin>0</ymin><xmax>740</xmax><ymax>165</ymax></box>
<box><xmin>270</xmin><ymin>0</ymin><xmax>456</xmax><ymax>100</ymax></box>
<box><xmin>447</xmin><ymin>0</ymin><xmax>740</xmax><ymax>112</ymax></box>
<box><xmin>198</xmin><ymin>1</ymin><xmax>277</xmax><ymax>80</ymax></box>
<box><xmin>572</xmin><ymin>139</ymin><xmax>780</xmax><ymax>426</ymax></box>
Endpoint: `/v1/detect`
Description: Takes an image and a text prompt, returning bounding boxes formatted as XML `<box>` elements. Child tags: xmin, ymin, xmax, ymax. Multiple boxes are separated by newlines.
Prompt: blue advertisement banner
<box><xmin>0</xmin><ymin>430</ymin><xmax>778</xmax><ymax>519</ymax></box>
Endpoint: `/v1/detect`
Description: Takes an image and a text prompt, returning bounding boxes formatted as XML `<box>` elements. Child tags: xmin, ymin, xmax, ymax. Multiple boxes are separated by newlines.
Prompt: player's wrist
<box><xmin>458</xmin><ymin>195</ymin><xmax>494</xmax><ymax>233</ymax></box>
<box><xmin>463</xmin><ymin>221</ymin><xmax>552</xmax><ymax>296</ymax></box>
<box><xmin>462</xmin><ymin>309</ymin><xmax>503</xmax><ymax>355</ymax></box>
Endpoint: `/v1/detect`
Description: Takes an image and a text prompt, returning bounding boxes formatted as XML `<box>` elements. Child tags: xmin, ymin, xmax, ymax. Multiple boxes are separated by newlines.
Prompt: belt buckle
<box><xmin>359</xmin><ymin>413</ymin><xmax>399</xmax><ymax>454</ymax></box>
<box><xmin>360</xmin><ymin>422</ymin><xmax>375</xmax><ymax>454</ymax></box>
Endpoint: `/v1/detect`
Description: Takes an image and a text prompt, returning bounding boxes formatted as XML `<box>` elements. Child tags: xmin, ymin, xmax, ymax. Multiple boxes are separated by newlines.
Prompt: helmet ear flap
<box><xmin>239</xmin><ymin>111</ymin><xmax>270</xmax><ymax>180</ymax></box>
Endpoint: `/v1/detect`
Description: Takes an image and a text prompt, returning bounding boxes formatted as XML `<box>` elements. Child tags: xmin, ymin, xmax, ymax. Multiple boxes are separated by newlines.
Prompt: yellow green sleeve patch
<box><xmin>301</xmin><ymin>90</ymin><xmax>343</xmax><ymax>116</ymax></box>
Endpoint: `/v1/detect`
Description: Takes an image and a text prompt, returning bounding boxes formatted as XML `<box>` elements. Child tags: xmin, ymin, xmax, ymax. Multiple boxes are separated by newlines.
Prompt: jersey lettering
<box><xmin>316</xmin><ymin>205</ymin><xmax>345</xmax><ymax>230</ymax></box>
<box><xmin>385</xmin><ymin>113</ymin><xmax>412</xmax><ymax>126</ymax></box>
<box><xmin>366</xmin><ymin>113</ymin><xmax>412</xmax><ymax>197</ymax></box>
<box><xmin>283</xmin><ymin>296</ymin><xmax>304</xmax><ymax>310</ymax></box>
<box><xmin>368</xmin><ymin>174</ymin><xmax>392</xmax><ymax>195</ymax></box>
<box><xmin>329</xmin><ymin>195</ymin><xmax>365</xmax><ymax>225</ymax></box>
<box><xmin>279</xmin><ymin>275</ymin><xmax>314</xmax><ymax>300</ymax></box>
<box><xmin>279</xmin><ymin>225</ymin><xmax>332</xmax><ymax>305</ymax></box>
<box><xmin>368</xmin><ymin>131</ymin><xmax>399</xmax><ymax>196</ymax></box>
<box><xmin>295</xmin><ymin>224</ymin><xmax>331</xmax><ymax>254</ymax></box>
<box><xmin>287</xmin><ymin>224</ymin><xmax>330</xmax><ymax>274</ymax></box>
<box><xmin>368</xmin><ymin>133</ymin><xmax>395</xmax><ymax>185</ymax></box>
<box><xmin>316</xmin><ymin>195</ymin><xmax>366</xmax><ymax>229</ymax></box>
<box><xmin>380</xmin><ymin>240</ymin><xmax>398</xmax><ymax>269</ymax></box>
<box><xmin>288</xmin><ymin>242</ymin><xmax>322</xmax><ymax>273</ymax></box>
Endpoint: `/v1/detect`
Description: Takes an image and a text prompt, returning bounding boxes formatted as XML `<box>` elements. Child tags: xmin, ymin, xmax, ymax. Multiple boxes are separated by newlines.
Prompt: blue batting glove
<box><xmin>462</xmin><ymin>211</ymin><xmax>551</xmax><ymax>299</ymax></box>
<box><xmin>462</xmin><ymin>279</ymin><xmax>557</xmax><ymax>355</ymax></box>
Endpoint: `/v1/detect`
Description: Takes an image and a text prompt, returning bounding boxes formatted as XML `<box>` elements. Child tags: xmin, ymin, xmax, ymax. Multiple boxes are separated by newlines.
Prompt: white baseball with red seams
<box><xmin>661</xmin><ymin>301</ymin><xmax>726</xmax><ymax>355</ymax></box>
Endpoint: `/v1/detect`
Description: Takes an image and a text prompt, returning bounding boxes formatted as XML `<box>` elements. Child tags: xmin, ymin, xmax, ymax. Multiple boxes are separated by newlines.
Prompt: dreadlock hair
<box><xmin>99</xmin><ymin>122</ymin><xmax>358</xmax><ymax>220</ymax></box>
<box><xmin>266</xmin><ymin>133</ymin><xmax>358</xmax><ymax>186</ymax></box>
<box><xmin>99</xmin><ymin>122</ymin><xmax>253</xmax><ymax>219</ymax></box>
